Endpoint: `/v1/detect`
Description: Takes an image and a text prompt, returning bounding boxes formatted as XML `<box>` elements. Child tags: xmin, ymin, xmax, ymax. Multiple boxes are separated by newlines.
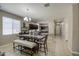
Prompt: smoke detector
<box><xmin>44</xmin><ymin>3</ymin><xmax>50</xmax><ymax>7</ymax></box>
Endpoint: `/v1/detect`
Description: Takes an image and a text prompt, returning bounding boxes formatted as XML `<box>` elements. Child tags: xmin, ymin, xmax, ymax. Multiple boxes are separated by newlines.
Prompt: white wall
<box><xmin>60</xmin><ymin>5</ymin><xmax>73</xmax><ymax>50</ymax></box>
<box><xmin>72</xmin><ymin>4</ymin><xmax>79</xmax><ymax>52</ymax></box>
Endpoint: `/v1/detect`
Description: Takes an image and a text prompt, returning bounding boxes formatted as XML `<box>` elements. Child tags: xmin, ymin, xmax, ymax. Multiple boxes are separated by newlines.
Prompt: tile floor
<box><xmin>0</xmin><ymin>35</ymin><xmax>72</xmax><ymax>56</ymax></box>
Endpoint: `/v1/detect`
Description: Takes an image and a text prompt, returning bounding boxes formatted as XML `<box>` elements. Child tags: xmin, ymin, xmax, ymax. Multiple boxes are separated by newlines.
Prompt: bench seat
<box><xmin>13</xmin><ymin>39</ymin><xmax>37</xmax><ymax>49</ymax></box>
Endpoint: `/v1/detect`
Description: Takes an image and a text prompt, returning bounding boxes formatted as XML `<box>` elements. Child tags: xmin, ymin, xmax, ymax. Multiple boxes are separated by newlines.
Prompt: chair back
<box><xmin>44</xmin><ymin>35</ymin><xmax>48</xmax><ymax>44</ymax></box>
<box><xmin>41</xmin><ymin>34</ymin><xmax>48</xmax><ymax>44</ymax></box>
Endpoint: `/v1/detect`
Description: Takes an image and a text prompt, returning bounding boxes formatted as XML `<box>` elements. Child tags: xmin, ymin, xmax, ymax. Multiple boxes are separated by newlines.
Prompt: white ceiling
<box><xmin>0</xmin><ymin>3</ymin><xmax>72</xmax><ymax>21</ymax></box>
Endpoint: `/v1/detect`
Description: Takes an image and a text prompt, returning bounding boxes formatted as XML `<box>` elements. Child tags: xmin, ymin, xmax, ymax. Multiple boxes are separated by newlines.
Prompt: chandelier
<box><xmin>23</xmin><ymin>8</ymin><xmax>32</xmax><ymax>22</ymax></box>
<box><xmin>24</xmin><ymin>17</ymin><xmax>31</xmax><ymax>22</ymax></box>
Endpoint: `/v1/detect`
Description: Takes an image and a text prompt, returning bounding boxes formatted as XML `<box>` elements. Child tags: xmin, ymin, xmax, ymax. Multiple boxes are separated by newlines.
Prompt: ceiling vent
<box><xmin>44</xmin><ymin>3</ymin><xmax>50</xmax><ymax>7</ymax></box>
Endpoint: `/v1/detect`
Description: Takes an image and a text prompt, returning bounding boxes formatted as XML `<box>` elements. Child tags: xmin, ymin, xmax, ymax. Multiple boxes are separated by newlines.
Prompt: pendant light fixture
<box><xmin>23</xmin><ymin>8</ymin><xmax>32</xmax><ymax>22</ymax></box>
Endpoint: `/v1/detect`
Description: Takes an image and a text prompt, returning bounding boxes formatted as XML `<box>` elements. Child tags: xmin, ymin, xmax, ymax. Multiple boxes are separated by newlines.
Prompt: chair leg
<box><xmin>44</xmin><ymin>44</ymin><xmax>47</xmax><ymax>55</ymax></box>
<box><xmin>13</xmin><ymin>43</ymin><xmax>16</xmax><ymax>52</ymax></box>
<box><xmin>13</xmin><ymin>43</ymin><xmax>15</xmax><ymax>49</ymax></box>
<box><xmin>38</xmin><ymin>44</ymin><xmax>41</xmax><ymax>51</ymax></box>
<box><xmin>20</xmin><ymin>45</ymin><xmax>22</xmax><ymax>54</ymax></box>
<box><xmin>46</xmin><ymin>43</ymin><xmax>48</xmax><ymax>52</ymax></box>
<box><xmin>36</xmin><ymin>45</ymin><xmax>39</xmax><ymax>54</ymax></box>
<box><xmin>31</xmin><ymin>49</ymin><xmax>33</xmax><ymax>56</ymax></box>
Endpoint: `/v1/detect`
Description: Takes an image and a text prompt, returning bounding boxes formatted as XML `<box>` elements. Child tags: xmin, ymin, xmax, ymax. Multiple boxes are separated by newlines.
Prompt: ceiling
<box><xmin>0</xmin><ymin>3</ymin><xmax>72</xmax><ymax>21</ymax></box>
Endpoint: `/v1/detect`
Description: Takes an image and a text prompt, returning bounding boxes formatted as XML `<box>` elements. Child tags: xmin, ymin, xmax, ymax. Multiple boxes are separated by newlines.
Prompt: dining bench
<box><xmin>13</xmin><ymin>39</ymin><xmax>38</xmax><ymax>55</ymax></box>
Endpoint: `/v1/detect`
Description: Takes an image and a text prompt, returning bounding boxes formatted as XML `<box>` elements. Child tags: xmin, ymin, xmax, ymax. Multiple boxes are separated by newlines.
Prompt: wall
<box><xmin>60</xmin><ymin>4</ymin><xmax>73</xmax><ymax>51</ymax></box>
<box><xmin>0</xmin><ymin>10</ymin><xmax>23</xmax><ymax>46</ymax></box>
<box><xmin>72</xmin><ymin>4</ymin><xmax>79</xmax><ymax>52</ymax></box>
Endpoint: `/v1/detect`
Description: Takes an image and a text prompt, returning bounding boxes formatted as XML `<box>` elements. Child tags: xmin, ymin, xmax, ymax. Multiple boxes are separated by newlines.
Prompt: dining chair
<box><xmin>37</xmin><ymin>35</ymin><xmax>48</xmax><ymax>55</ymax></box>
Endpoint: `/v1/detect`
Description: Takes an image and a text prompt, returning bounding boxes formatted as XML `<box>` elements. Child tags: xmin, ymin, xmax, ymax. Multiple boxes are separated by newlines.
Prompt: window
<box><xmin>3</xmin><ymin>17</ymin><xmax>13</xmax><ymax>35</ymax></box>
<box><xmin>2</xmin><ymin>16</ymin><xmax>21</xmax><ymax>35</ymax></box>
<box><xmin>13</xmin><ymin>20</ymin><xmax>21</xmax><ymax>34</ymax></box>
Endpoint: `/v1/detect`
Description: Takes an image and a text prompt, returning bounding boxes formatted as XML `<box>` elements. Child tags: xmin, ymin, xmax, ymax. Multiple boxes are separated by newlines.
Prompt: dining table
<box><xmin>17</xmin><ymin>34</ymin><xmax>46</xmax><ymax>42</ymax></box>
<box><xmin>16</xmin><ymin>33</ymin><xmax>48</xmax><ymax>54</ymax></box>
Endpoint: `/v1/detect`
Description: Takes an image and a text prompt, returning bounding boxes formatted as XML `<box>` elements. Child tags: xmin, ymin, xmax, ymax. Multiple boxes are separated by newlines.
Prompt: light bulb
<box><xmin>29</xmin><ymin>18</ymin><xmax>31</xmax><ymax>21</ymax></box>
<box><xmin>24</xmin><ymin>17</ymin><xmax>28</xmax><ymax>21</ymax></box>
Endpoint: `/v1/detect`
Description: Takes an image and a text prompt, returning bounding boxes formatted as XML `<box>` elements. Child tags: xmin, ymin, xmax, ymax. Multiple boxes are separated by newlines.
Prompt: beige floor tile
<box><xmin>0</xmin><ymin>35</ymin><xmax>72</xmax><ymax>56</ymax></box>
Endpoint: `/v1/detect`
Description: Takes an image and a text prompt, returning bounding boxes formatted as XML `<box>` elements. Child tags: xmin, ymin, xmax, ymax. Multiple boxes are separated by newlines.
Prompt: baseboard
<box><xmin>68</xmin><ymin>47</ymin><xmax>79</xmax><ymax>55</ymax></box>
<box><xmin>72</xmin><ymin>51</ymin><xmax>79</xmax><ymax>55</ymax></box>
<box><xmin>68</xmin><ymin>47</ymin><xmax>72</xmax><ymax>53</ymax></box>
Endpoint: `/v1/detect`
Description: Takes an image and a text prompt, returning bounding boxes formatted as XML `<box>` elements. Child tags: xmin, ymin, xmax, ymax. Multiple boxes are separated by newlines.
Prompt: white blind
<box><xmin>3</xmin><ymin>17</ymin><xmax>12</xmax><ymax>35</ymax></box>
<box><xmin>2</xmin><ymin>16</ymin><xmax>21</xmax><ymax>35</ymax></box>
<box><xmin>13</xmin><ymin>20</ymin><xmax>21</xmax><ymax>34</ymax></box>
